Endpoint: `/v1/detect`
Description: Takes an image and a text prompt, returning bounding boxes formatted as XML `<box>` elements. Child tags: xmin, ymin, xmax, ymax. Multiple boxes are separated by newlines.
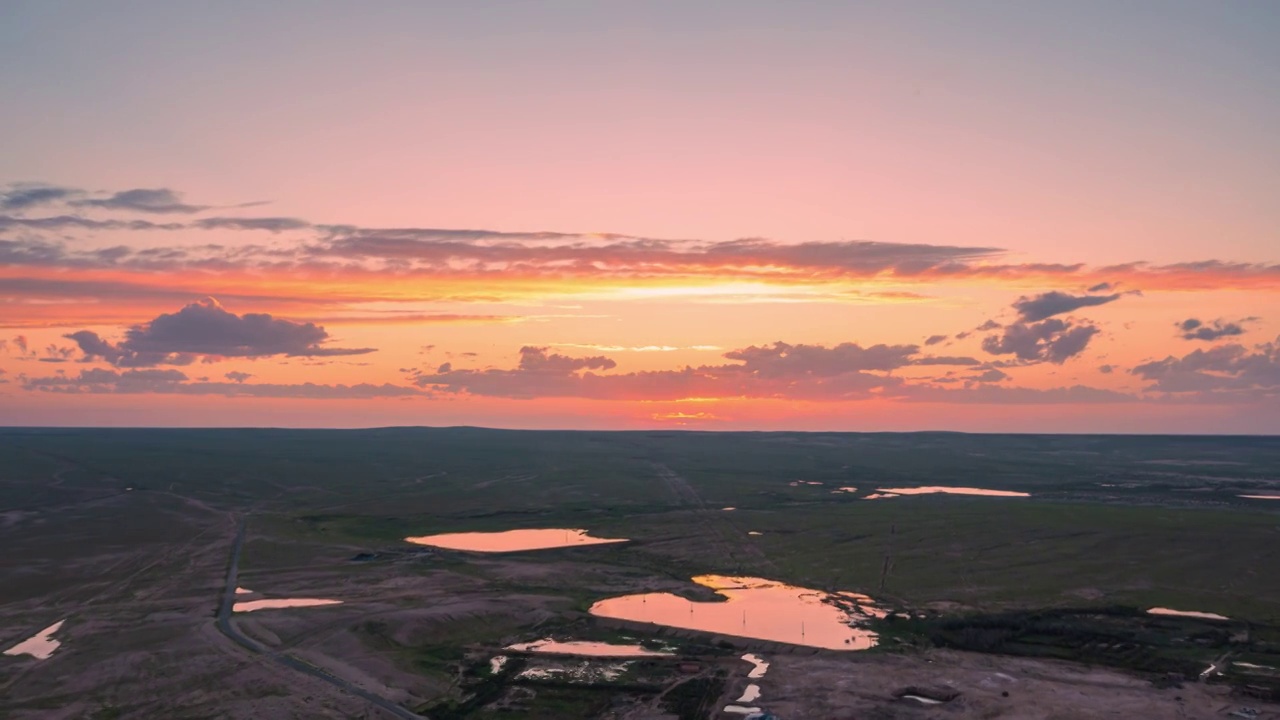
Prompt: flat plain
<box><xmin>2</xmin><ymin>428</ymin><xmax>1278</xmax><ymax>719</ymax></box>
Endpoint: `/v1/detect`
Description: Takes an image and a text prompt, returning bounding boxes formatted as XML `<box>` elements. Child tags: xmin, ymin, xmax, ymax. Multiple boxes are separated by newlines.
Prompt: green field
<box><xmin>2</xmin><ymin>427</ymin><xmax>1278</xmax><ymax>716</ymax></box>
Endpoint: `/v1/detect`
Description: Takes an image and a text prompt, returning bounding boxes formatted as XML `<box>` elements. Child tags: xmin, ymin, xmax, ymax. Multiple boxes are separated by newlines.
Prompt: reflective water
<box><xmin>235</xmin><ymin>586</ymin><xmax>252</xmax><ymax>595</ymax></box>
<box><xmin>233</xmin><ymin>598</ymin><xmax>343</xmax><ymax>612</ymax></box>
<box><xmin>831</xmin><ymin>487</ymin><xmax>858</xmax><ymax>494</ymax></box>
<box><xmin>506</xmin><ymin>638</ymin><xmax>674</xmax><ymax>657</ymax></box>
<box><xmin>722</xmin><ymin>507</ymin><xmax>737</xmax><ymax>511</ymax></box>
<box><xmin>1239</xmin><ymin>494</ymin><xmax>1280</xmax><ymax>500</ymax></box>
<box><xmin>876</xmin><ymin>486</ymin><xmax>1030</xmax><ymax>497</ymax></box>
<box><xmin>1147</xmin><ymin>607</ymin><xmax>1229</xmax><ymax>621</ymax></box>
<box><xmin>742</xmin><ymin>653</ymin><xmax>770</xmax><ymax>678</ymax></box>
<box><xmin>748</xmin><ymin>531</ymin><xmax>763</xmax><ymax>536</ymax></box>
<box><xmin>724</xmin><ymin>705</ymin><xmax>762</xmax><ymax>715</ymax></box>
<box><xmin>870</xmin><ymin>484</ymin><xmax>1029</xmax><ymax>497</ymax></box>
<box><xmin>863</xmin><ymin>492</ymin><xmax>899</xmax><ymax>500</ymax></box>
<box><xmin>489</xmin><ymin>655</ymin><xmax>508</xmax><ymax>673</ymax></box>
<box><xmin>589</xmin><ymin>576</ymin><xmax>881</xmax><ymax>650</ymax></box>
<box><xmin>4</xmin><ymin>619</ymin><xmax>66</xmax><ymax>660</ymax></box>
<box><xmin>736</xmin><ymin>683</ymin><xmax>761</xmax><ymax>702</ymax></box>
<box><xmin>404</xmin><ymin>528</ymin><xmax>627</xmax><ymax>552</ymax></box>
<box><xmin>902</xmin><ymin>695</ymin><xmax>944</xmax><ymax>705</ymax></box>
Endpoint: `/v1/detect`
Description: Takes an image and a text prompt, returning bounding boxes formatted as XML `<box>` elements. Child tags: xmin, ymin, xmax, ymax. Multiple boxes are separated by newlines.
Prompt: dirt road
<box><xmin>216</xmin><ymin>517</ymin><xmax>426</xmax><ymax>720</ymax></box>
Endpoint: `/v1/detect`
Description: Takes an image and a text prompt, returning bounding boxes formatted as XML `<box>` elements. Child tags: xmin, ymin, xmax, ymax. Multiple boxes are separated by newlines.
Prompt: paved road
<box><xmin>216</xmin><ymin>517</ymin><xmax>426</xmax><ymax>720</ymax></box>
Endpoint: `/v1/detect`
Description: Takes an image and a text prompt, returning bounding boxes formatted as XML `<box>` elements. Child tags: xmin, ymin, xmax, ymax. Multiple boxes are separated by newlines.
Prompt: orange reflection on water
<box><xmin>876</xmin><ymin>486</ymin><xmax>1030</xmax><ymax>497</ymax></box>
<box><xmin>405</xmin><ymin>528</ymin><xmax>627</xmax><ymax>552</ymax></box>
<box><xmin>589</xmin><ymin>575</ymin><xmax>880</xmax><ymax>651</ymax></box>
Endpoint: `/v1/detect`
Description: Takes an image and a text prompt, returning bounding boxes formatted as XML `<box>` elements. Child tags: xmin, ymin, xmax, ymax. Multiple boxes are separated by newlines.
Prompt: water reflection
<box><xmin>589</xmin><ymin>576</ymin><xmax>880</xmax><ymax>650</ymax></box>
<box><xmin>875</xmin><ymin>486</ymin><xmax>1030</xmax><ymax>497</ymax></box>
<box><xmin>233</xmin><ymin>598</ymin><xmax>343</xmax><ymax>612</ymax></box>
<box><xmin>506</xmin><ymin>638</ymin><xmax>674</xmax><ymax>657</ymax></box>
<box><xmin>1147</xmin><ymin>607</ymin><xmax>1229</xmax><ymax>621</ymax></box>
<box><xmin>4</xmin><ymin>619</ymin><xmax>65</xmax><ymax>660</ymax></box>
<box><xmin>404</xmin><ymin>528</ymin><xmax>626</xmax><ymax>552</ymax></box>
<box><xmin>742</xmin><ymin>653</ymin><xmax>770</xmax><ymax>678</ymax></box>
<box><xmin>1239</xmin><ymin>494</ymin><xmax>1280</xmax><ymax>500</ymax></box>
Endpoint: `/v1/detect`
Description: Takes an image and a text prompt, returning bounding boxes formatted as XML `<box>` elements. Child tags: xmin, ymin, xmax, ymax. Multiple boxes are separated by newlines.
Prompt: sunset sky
<box><xmin>2</xmin><ymin>1</ymin><xmax>1277</xmax><ymax>432</ymax></box>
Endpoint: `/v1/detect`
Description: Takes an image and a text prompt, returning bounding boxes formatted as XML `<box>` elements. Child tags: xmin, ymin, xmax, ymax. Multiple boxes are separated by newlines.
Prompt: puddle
<box><xmin>748</xmin><ymin>531</ymin><xmax>763</xmax><ymax>536</ymax></box>
<box><xmin>902</xmin><ymin>694</ymin><xmax>944</xmax><ymax>705</ymax></box>
<box><xmin>233</xmin><ymin>598</ymin><xmax>343</xmax><ymax>613</ymax></box>
<box><xmin>404</xmin><ymin>528</ymin><xmax>627</xmax><ymax>552</ymax></box>
<box><xmin>724</xmin><ymin>705</ymin><xmax>762</xmax><ymax>715</ymax></box>
<box><xmin>4</xmin><ymin>619</ymin><xmax>66</xmax><ymax>660</ymax></box>
<box><xmin>736</xmin><ymin>683</ymin><xmax>761</xmax><ymax>702</ymax></box>
<box><xmin>1239</xmin><ymin>494</ymin><xmax>1280</xmax><ymax>500</ymax></box>
<box><xmin>590</xmin><ymin>576</ymin><xmax>881</xmax><ymax>650</ymax></box>
<box><xmin>722</xmin><ymin>507</ymin><xmax>737</xmax><ymax>511</ymax></box>
<box><xmin>1147</xmin><ymin>607</ymin><xmax>1229</xmax><ymax>621</ymax></box>
<box><xmin>875</xmin><ymin>486</ymin><xmax>1030</xmax><ymax>497</ymax></box>
<box><xmin>517</xmin><ymin>660</ymin><xmax>631</xmax><ymax>682</ymax></box>
<box><xmin>831</xmin><ymin>487</ymin><xmax>858</xmax><ymax>494</ymax></box>
<box><xmin>506</xmin><ymin>638</ymin><xmax>674</xmax><ymax>657</ymax></box>
<box><xmin>863</xmin><ymin>493</ymin><xmax>899</xmax><ymax>500</ymax></box>
<box><xmin>490</xmin><ymin>655</ymin><xmax>508</xmax><ymax>673</ymax></box>
<box><xmin>742</xmin><ymin>653</ymin><xmax>770</xmax><ymax>678</ymax></box>
<box><xmin>1235</xmin><ymin>662</ymin><xmax>1278</xmax><ymax>672</ymax></box>
<box><xmin>235</xmin><ymin>587</ymin><xmax>252</xmax><ymax>595</ymax></box>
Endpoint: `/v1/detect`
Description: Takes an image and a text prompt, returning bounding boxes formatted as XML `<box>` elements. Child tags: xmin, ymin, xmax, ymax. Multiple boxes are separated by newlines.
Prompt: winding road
<box><xmin>216</xmin><ymin>517</ymin><xmax>426</xmax><ymax>720</ymax></box>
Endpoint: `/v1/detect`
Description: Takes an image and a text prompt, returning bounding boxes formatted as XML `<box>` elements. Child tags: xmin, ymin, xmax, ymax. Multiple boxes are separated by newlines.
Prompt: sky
<box><xmin>1</xmin><ymin>1</ymin><xmax>1278</xmax><ymax>432</ymax></box>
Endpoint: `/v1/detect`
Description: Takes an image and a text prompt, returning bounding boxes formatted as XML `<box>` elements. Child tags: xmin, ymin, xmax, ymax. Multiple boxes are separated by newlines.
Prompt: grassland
<box><xmin>1</xmin><ymin>427</ymin><xmax>1278</xmax><ymax>718</ymax></box>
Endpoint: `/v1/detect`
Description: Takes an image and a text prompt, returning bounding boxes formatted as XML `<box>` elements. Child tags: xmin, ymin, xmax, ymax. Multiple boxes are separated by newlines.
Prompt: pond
<box><xmin>404</xmin><ymin>528</ymin><xmax>627</xmax><ymax>552</ymax></box>
<box><xmin>506</xmin><ymin>638</ymin><xmax>674</xmax><ymax>657</ymax></box>
<box><xmin>233</xmin><ymin>598</ymin><xmax>344</xmax><ymax>612</ymax></box>
<box><xmin>874</xmin><ymin>486</ymin><xmax>1030</xmax><ymax>497</ymax></box>
<box><xmin>1147</xmin><ymin>607</ymin><xmax>1229</xmax><ymax>621</ymax></box>
<box><xmin>3</xmin><ymin>619</ymin><xmax>66</xmax><ymax>660</ymax></box>
<box><xmin>589</xmin><ymin>576</ymin><xmax>881</xmax><ymax>650</ymax></box>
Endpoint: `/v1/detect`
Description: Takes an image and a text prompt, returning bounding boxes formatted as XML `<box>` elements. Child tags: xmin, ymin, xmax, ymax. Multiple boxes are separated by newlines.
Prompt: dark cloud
<box><xmin>982</xmin><ymin>318</ymin><xmax>1100</xmax><ymax>364</ymax></box>
<box><xmin>1099</xmin><ymin>364</ymin><xmax>1114</xmax><ymax>374</ymax></box>
<box><xmin>516</xmin><ymin>345</ymin><xmax>616</xmax><ymax>373</ymax></box>
<box><xmin>64</xmin><ymin>298</ymin><xmax>375</xmax><ymax>366</ymax></box>
<box><xmin>1087</xmin><ymin>282</ymin><xmax>1114</xmax><ymax>292</ymax></box>
<box><xmin>0</xmin><ymin>184</ymin><xmax>81</xmax><ymax>211</ymax></box>
<box><xmin>1177</xmin><ymin>317</ymin><xmax>1248</xmax><ymax>342</ymax></box>
<box><xmin>195</xmin><ymin>217</ymin><xmax>311</xmax><ymax>232</ymax></box>
<box><xmin>971</xmin><ymin>368</ymin><xmax>1010</xmax><ymax>382</ymax></box>
<box><xmin>414</xmin><ymin>341</ymin><xmax>982</xmax><ymax>401</ymax></box>
<box><xmin>0</xmin><ymin>216</ymin><xmax>186</xmax><ymax>234</ymax></box>
<box><xmin>924</xmin><ymin>334</ymin><xmax>948</xmax><ymax>346</ymax></box>
<box><xmin>225</xmin><ymin>371</ymin><xmax>252</xmax><ymax>383</ymax></box>
<box><xmin>899</xmin><ymin>383</ymin><xmax>1135</xmax><ymax>404</ymax></box>
<box><xmin>912</xmin><ymin>355</ymin><xmax>981</xmax><ymax>366</ymax></box>
<box><xmin>72</xmin><ymin>188</ymin><xmax>209</xmax><ymax>214</ymax></box>
<box><xmin>1131</xmin><ymin>339</ymin><xmax>1280</xmax><ymax>395</ymax></box>
<box><xmin>22</xmin><ymin>368</ymin><xmax>420</xmax><ymax>398</ymax></box>
<box><xmin>975</xmin><ymin>319</ymin><xmax>1001</xmax><ymax>332</ymax></box>
<box><xmin>1012</xmin><ymin>291</ymin><xmax>1122</xmax><ymax>322</ymax></box>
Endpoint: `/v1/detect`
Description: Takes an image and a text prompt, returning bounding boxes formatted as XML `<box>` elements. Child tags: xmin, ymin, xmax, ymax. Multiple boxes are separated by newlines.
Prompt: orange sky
<box><xmin>1</xmin><ymin>2</ymin><xmax>1277</xmax><ymax>432</ymax></box>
